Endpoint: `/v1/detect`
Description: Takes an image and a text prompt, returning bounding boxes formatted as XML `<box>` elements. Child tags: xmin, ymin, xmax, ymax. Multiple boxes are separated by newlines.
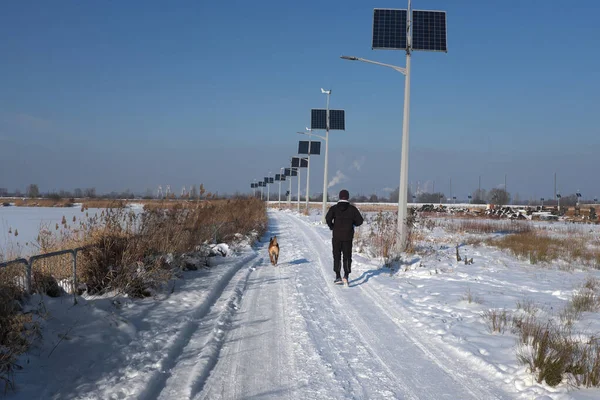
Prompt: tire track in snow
<box><xmin>135</xmin><ymin>253</ymin><xmax>262</xmax><ymax>400</ymax></box>
<box><xmin>285</xmin><ymin>213</ymin><xmax>414</xmax><ymax>399</ymax></box>
<box><xmin>196</xmin><ymin>213</ymin><xmax>345</xmax><ymax>400</ymax></box>
<box><xmin>287</xmin><ymin>212</ymin><xmax>511</xmax><ymax>399</ymax></box>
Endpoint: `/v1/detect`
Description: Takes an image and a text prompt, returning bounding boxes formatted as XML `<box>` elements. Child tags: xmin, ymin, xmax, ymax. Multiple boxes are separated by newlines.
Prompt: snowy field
<box><xmin>5</xmin><ymin>209</ymin><xmax>600</xmax><ymax>399</ymax></box>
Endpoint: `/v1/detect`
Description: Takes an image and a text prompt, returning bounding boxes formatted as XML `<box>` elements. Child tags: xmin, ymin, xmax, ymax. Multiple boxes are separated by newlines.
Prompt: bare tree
<box><xmin>417</xmin><ymin>192</ymin><xmax>446</xmax><ymax>203</ymax></box>
<box><xmin>487</xmin><ymin>188</ymin><xmax>510</xmax><ymax>206</ymax></box>
<box><xmin>472</xmin><ymin>188</ymin><xmax>487</xmax><ymax>204</ymax></box>
<box><xmin>84</xmin><ymin>188</ymin><xmax>96</xmax><ymax>198</ymax></box>
<box><xmin>26</xmin><ymin>184</ymin><xmax>40</xmax><ymax>198</ymax></box>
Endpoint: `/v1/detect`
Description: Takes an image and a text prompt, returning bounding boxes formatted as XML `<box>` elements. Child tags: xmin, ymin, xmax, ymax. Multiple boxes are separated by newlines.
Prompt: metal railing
<box><xmin>0</xmin><ymin>247</ymin><xmax>90</xmax><ymax>305</ymax></box>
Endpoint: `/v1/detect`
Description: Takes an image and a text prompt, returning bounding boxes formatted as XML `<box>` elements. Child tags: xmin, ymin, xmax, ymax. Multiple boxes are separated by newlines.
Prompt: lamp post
<box><xmin>340</xmin><ymin>0</ymin><xmax>447</xmax><ymax>248</ymax></box>
<box><xmin>321</xmin><ymin>88</ymin><xmax>331</xmax><ymax>223</ymax></box>
<box><xmin>341</xmin><ymin>55</ymin><xmax>409</xmax><ymax>246</ymax></box>
<box><xmin>298</xmin><ymin>128</ymin><xmax>324</xmax><ymax>213</ymax></box>
<box><xmin>278</xmin><ymin>167</ymin><xmax>284</xmax><ymax>208</ymax></box>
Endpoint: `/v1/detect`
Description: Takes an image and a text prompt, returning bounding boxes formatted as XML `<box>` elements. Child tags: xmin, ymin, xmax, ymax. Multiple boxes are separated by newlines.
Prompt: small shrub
<box><xmin>570</xmin><ymin>289</ymin><xmax>600</xmax><ymax>314</ymax></box>
<box><xmin>462</xmin><ymin>288</ymin><xmax>483</xmax><ymax>304</ymax></box>
<box><xmin>516</xmin><ymin>297</ymin><xmax>538</xmax><ymax>315</ymax></box>
<box><xmin>482</xmin><ymin>309</ymin><xmax>509</xmax><ymax>334</ymax></box>
<box><xmin>368</xmin><ymin>211</ymin><xmax>399</xmax><ymax>266</ymax></box>
<box><xmin>516</xmin><ymin>321</ymin><xmax>577</xmax><ymax>387</ymax></box>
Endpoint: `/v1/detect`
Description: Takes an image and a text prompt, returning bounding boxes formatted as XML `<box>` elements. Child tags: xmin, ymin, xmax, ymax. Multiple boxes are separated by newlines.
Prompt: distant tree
<box><xmin>350</xmin><ymin>194</ymin><xmax>368</xmax><ymax>203</ymax></box>
<box><xmin>558</xmin><ymin>194</ymin><xmax>578</xmax><ymax>207</ymax></box>
<box><xmin>472</xmin><ymin>188</ymin><xmax>487</xmax><ymax>204</ymax></box>
<box><xmin>487</xmin><ymin>188</ymin><xmax>510</xmax><ymax>206</ymax></box>
<box><xmin>84</xmin><ymin>188</ymin><xmax>96</xmax><ymax>198</ymax></box>
<box><xmin>389</xmin><ymin>187</ymin><xmax>400</xmax><ymax>203</ymax></box>
<box><xmin>46</xmin><ymin>192</ymin><xmax>62</xmax><ymax>200</ymax></box>
<box><xmin>73</xmin><ymin>188</ymin><xmax>83</xmax><ymax>198</ymax></box>
<box><xmin>26</xmin><ymin>184</ymin><xmax>40</xmax><ymax>198</ymax></box>
<box><xmin>368</xmin><ymin>193</ymin><xmax>378</xmax><ymax>202</ymax></box>
<box><xmin>143</xmin><ymin>189</ymin><xmax>153</xmax><ymax>199</ymax></box>
<box><xmin>199</xmin><ymin>184</ymin><xmax>206</xmax><ymax>200</ymax></box>
<box><xmin>417</xmin><ymin>192</ymin><xmax>446</xmax><ymax>203</ymax></box>
<box><xmin>513</xmin><ymin>192</ymin><xmax>521</xmax><ymax>205</ymax></box>
<box><xmin>190</xmin><ymin>185</ymin><xmax>198</xmax><ymax>199</ymax></box>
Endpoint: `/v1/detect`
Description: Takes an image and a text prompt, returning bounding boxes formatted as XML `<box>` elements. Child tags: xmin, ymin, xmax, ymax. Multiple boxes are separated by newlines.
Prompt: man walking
<box><xmin>325</xmin><ymin>189</ymin><xmax>364</xmax><ymax>286</ymax></box>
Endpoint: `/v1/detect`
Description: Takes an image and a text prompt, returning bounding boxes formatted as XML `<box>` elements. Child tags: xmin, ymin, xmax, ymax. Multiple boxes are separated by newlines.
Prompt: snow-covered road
<box><xmin>195</xmin><ymin>211</ymin><xmax>510</xmax><ymax>400</ymax></box>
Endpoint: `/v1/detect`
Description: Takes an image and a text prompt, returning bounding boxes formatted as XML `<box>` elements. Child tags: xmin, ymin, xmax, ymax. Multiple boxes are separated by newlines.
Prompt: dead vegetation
<box><xmin>485</xmin><ymin>230</ymin><xmax>600</xmax><ymax>267</ymax></box>
<box><xmin>0</xmin><ymin>197</ymin><xmax>266</xmax><ymax>390</ymax></box>
<box><xmin>482</xmin><ymin>280</ymin><xmax>600</xmax><ymax>388</ymax></box>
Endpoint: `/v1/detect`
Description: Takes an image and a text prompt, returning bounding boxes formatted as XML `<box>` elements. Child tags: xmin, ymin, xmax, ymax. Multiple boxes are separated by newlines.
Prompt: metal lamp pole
<box><xmin>298</xmin><ymin>128</ymin><xmax>325</xmax><ymax>213</ymax></box>
<box><xmin>321</xmin><ymin>89</ymin><xmax>331</xmax><ymax>223</ymax></box>
<box><xmin>278</xmin><ymin>167</ymin><xmax>284</xmax><ymax>208</ymax></box>
<box><xmin>340</xmin><ymin>55</ymin><xmax>410</xmax><ymax>246</ymax></box>
<box><xmin>297</xmin><ymin>166</ymin><xmax>301</xmax><ymax>213</ymax></box>
<box><xmin>288</xmin><ymin>173</ymin><xmax>292</xmax><ymax>207</ymax></box>
<box><xmin>267</xmin><ymin>172</ymin><xmax>271</xmax><ymax>203</ymax></box>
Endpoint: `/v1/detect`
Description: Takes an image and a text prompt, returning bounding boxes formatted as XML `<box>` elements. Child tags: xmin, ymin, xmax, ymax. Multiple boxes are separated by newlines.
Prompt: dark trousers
<box><xmin>332</xmin><ymin>240</ymin><xmax>352</xmax><ymax>278</ymax></box>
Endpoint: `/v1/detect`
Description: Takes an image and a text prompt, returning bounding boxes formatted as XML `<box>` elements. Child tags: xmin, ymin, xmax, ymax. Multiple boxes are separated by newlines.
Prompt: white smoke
<box><xmin>328</xmin><ymin>170</ymin><xmax>348</xmax><ymax>189</ymax></box>
<box><xmin>351</xmin><ymin>156</ymin><xmax>365</xmax><ymax>172</ymax></box>
<box><xmin>382</xmin><ymin>187</ymin><xmax>394</xmax><ymax>193</ymax></box>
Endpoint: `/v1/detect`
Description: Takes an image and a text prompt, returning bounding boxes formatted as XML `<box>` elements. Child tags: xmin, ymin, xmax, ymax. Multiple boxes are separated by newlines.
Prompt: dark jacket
<box><xmin>325</xmin><ymin>201</ymin><xmax>364</xmax><ymax>241</ymax></box>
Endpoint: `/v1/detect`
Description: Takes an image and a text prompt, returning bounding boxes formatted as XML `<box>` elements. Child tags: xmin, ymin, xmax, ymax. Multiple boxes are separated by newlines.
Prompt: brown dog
<box><xmin>268</xmin><ymin>236</ymin><xmax>279</xmax><ymax>266</ymax></box>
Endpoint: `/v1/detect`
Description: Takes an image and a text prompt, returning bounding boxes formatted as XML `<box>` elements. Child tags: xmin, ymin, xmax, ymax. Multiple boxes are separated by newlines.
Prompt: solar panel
<box><xmin>311</xmin><ymin>109</ymin><xmax>345</xmax><ymax>131</ymax></box>
<box><xmin>291</xmin><ymin>157</ymin><xmax>308</xmax><ymax>168</ymax></box>
<box><xmin>298</xmin><ymin>141</ymin><xmax>322</xmax><ymax>155</ymax></box>
<box><xmin>372</xmin><ymin>9</ymin><xmax>407</xmax><ymax>50</ymax></box>
<box><xmin>251</xmin><ymin>183</ymin><xmax>256</xmax><ymax>188</ymax></box>
<box><xmin>284</xmin><ymin>168</ymin><xmax>297</xmax><ymax>177</ymax></box>
<box><xmin>412</xmin><ymin>10</ymin><xmax>447</xmax><ymax>52</ymax></box>
<box><xmin>298</xmin><ymin>141</ymin><xmax>309</xmax><ymax>155</ymax></box>
<box><xmin>269</xmin><ymin>177</ymin><xmax>274</xmax><ymax>184</ymax></box>
<box><xmin>275</xmin><ymin>174</ymin><xmax>285</xmax><ymax>181</ymax></box>
<box><xmin>310</xmin><ymin>141</ymin><xmax>321</xmax><ymax>155</ymax></box>
<box><xmin>264</xmin><ymin>177</ymin><xmax>269</xmax><ymax>184</ymax></box>
<box><xmin>329</xmin><ymin>110</ymin><xmax>345</xmax><ymax>130</ymax></box>
<box><xmin>311</xmin><ymin>109</ymin><xmax>327</xmax><ymax>130</ymax></box>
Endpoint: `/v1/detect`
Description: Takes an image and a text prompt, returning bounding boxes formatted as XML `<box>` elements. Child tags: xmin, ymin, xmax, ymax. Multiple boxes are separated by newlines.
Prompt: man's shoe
<box><xmin>342</xmin><ymin>277</ymin><xmax>349</xmax><ymax>287</ymax></box>
<box><xmin>334</xmin><ymin>277</ymin><xmax>343</xmax><ymax>285</ymax></box>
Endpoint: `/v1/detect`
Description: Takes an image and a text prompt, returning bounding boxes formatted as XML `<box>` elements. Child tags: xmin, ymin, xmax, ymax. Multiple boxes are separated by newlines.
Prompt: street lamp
<box><xmin>341</xmin><ymin>1</ymin><xmax>447</xmax><ymax>249</ymax></box>
<box><xmin>298</xmin><ymin>128</ymin><xmax>324</xmax><ymax>213</ymax></box>
<box><xmin>341</xmin><ymin>54</ymin><xmax>411</xmax><ymax>247</ymax></box>
<box><xmin>321</xmin><ymin>88</ymin><xmax>331</xmax><ymax>223</ymax></box>
<box><xmin>278</xmin><ymin>167</ymin><xmax>285</xmax><ymax>208</ymax></box>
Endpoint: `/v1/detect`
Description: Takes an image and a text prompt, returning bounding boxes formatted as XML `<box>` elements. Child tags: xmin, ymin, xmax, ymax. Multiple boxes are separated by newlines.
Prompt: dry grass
<box><xmin>486</xmin><ymin>230</ymin><xmax>600</xmax><ymax>267</ymax></box>
<box><xmin>511</xmin><ymin>281</ymin><xmax>600</xmax><ymax>388</ymax></box>
<box><xmin>462</xmin><ymin>288</ymin><xmax>483</xmax><ymax>304</ymax></box>
<box><xmin>445</xmin><ymin>219</ymin><xmax>532</xmax><ymax>235</ymax></box>
<box><xmin>0</xmin><ymin>282</ymin><xmax>37</xmax><ymax>392</ymax></box>
<box><xmin>482</xmin><ymin>309</ymin><xmax>510</xmax><ymax>334</ymax></box>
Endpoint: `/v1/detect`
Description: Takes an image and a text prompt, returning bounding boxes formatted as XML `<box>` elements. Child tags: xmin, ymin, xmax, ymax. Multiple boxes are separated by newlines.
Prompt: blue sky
<box><xmin>1</xmin><ymin>0</ymin><xmax>599</xmax><ymax>200</ymax></box>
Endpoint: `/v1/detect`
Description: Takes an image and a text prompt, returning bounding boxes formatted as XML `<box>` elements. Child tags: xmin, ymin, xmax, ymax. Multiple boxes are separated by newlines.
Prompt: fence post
<box><xmin>26</xmin><ymin>259</ymin><xmax>32</xmax><ymax>293</ymax></box>
<box><xmin>72</xmin><ymin>250</ymin><xmax>78</xmax><ymax>305</ymax></box>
